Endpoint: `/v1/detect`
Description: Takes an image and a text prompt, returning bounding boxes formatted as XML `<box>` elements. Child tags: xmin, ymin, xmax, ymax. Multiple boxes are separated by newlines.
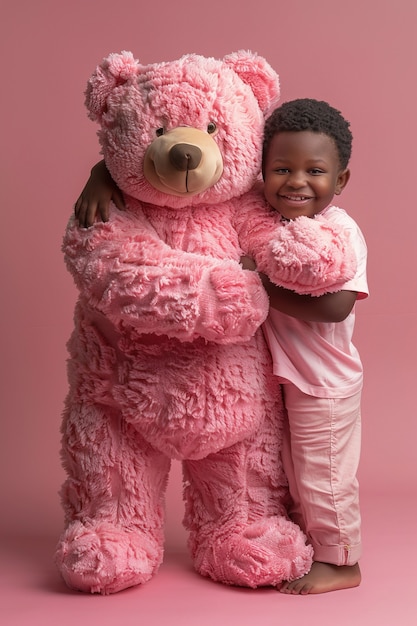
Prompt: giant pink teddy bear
<box><xmin>56</xmin><ymin>51</ymin><xmax>356</xmax><ymax>594</ymax></box>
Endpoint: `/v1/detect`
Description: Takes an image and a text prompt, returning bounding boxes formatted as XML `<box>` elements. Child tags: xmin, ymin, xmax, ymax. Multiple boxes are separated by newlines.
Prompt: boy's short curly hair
<box><xmin>262</xmin><ymin>98</ymin><xmax>352</xmax><ymax>171</ymax></box>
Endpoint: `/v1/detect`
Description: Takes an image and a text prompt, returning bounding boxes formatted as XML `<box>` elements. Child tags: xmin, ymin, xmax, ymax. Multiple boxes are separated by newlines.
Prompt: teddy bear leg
<box><xmin>183</xmin><ymin>437</ymin><xmax>313</xmax><ymax>588</ymax></box>
<box><xmin>56</xmin><ymin>403</ymin><xmax>170</xmax><ymax>594</ymax></box>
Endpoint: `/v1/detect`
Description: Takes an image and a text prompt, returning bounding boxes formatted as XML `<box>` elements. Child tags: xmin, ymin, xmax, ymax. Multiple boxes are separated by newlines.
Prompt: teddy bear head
<box><xmin>85</xmin><ymin>51</ymin><xmax>280</xmax><ymax>209</ymax></box>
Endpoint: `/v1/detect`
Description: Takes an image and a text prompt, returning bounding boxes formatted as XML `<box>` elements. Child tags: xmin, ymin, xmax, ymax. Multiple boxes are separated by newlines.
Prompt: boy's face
<box><xmin>263</xmin><ymin>130</ymin><xmax>350</xmax><ymax>220</ymax></box>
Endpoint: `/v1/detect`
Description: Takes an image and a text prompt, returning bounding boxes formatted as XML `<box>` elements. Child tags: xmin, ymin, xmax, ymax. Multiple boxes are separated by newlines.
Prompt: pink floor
<box><xmin>2</xmin><ymin>492</ymin><xmax>416</xmax><ymax>626</ymax></box>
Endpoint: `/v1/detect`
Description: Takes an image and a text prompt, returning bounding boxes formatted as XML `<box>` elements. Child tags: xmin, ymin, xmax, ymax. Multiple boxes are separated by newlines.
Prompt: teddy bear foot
<box><xmin>192</xmin><ymin>517</ymin><xmax>314</xmax><ymax>588</ymax></box>
<box><xmin>55</xmin><ymin>520</ymin><xmax>164</xmax><ymax>594</ymax></box>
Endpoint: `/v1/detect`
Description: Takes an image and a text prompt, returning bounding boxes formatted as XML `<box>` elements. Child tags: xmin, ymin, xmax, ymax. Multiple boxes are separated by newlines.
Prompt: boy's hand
<box><xmin>74</xmin><ymin>160</ymin><xmax>125</xmax><ymax>228</ymax></box>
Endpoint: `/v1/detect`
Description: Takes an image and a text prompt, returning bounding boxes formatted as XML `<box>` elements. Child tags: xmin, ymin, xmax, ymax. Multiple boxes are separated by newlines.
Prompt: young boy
<box><xmin>73</xmin><ymin>98</ymin><xmax>368</xmax><ymax>595</ymax></box>
<box><xmin>257</xmin><ymin>99</ymin><xmax>368</xmax><ymax>594</ymax></box>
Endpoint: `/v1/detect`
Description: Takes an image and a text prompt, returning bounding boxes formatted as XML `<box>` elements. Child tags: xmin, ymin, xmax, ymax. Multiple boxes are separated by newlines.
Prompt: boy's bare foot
<box><xmin>279</xmin><ymin>561</ymin><xmax>361</xmax><ymax>595</ymax></box>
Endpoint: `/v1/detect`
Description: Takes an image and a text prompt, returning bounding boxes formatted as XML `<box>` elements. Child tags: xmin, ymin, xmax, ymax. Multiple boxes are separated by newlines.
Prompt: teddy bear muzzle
<box><xmin>143</xmin><ymin>126</ymin><xmax>223</xmax><ymax>196</ymax></box>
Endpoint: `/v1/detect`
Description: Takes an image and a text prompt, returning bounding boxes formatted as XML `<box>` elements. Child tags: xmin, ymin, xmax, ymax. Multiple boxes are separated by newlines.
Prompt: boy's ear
<box><xmin>335</xmin><ymin>168</ymin><xmax>350</xmax><ymax>195</ymax></box>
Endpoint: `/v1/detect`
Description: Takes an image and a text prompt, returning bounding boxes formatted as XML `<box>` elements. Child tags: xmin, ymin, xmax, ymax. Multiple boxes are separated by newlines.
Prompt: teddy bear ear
<box><xmin>223</xmin><ymin>50</ymin><xmax>280</xmax><ymax>116</ymax></box>
<box><xmin>85</xmin><ymin>51</ymin><xmax>141</xmax><ymax>121</ymax></box>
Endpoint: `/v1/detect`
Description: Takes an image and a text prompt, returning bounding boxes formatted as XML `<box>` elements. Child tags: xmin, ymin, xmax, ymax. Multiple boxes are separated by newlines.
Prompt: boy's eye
<box><xmin>310</xmin><ymin>168</ymin><xmax>325</xmax><ymax>175</ymax></box>
<box><xmin>275</xmin><ymin>168</ymin><xmax>289</xmax><ymax>174</ymax></box>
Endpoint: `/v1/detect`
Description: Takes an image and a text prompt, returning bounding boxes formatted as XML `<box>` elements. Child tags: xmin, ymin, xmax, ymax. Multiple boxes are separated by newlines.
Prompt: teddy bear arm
<box><xmin>63</xmin><ymin>221</ymin><xmax>268</xmax><ymax>342</ymax></box>
<box><xmin>259</xmin><ymin>216</ymin><xmax>358</xmax><ymax>296</ymax></box>
<box><xmin>235</xmin><ymin>201</ymin><xmax>357</xmax><ymax>296</ymax></box>
<box><xmin>192</xmin><ymin>262</ymin><xmax>269</xmax><ymax>343</ymax></box>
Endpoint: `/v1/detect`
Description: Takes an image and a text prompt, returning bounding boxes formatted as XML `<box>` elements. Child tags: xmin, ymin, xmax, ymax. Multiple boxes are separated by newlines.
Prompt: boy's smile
<box><xmin>263</xmin><ymin>130</ymin><xmax>350</xmax><ymax>220</ymax></box>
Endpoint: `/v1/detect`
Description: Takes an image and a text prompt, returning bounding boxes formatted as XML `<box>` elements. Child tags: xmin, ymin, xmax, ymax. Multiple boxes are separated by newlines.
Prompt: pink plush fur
<box><xmin>235</xmin><ymin>188</ymin><xmax>356</xmax><ymax>296</ymax></box>
<box><xmin>57</xmin><ymin>51</ymin><xmax>354</xmax><ymax>594</ymax></box>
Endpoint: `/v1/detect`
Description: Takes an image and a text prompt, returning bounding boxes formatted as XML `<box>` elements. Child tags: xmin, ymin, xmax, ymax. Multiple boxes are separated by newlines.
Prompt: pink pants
<box><xmin>282</xmin><ymin>383</ymin><xmax>362</xmax><ymax>566</ymax></box>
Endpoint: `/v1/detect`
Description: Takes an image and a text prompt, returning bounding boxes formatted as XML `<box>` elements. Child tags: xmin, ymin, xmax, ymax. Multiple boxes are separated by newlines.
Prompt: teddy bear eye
<box><xmin>156</xmin><ymin>128</ymin><xmax>165</xmax><ymax>137</ymax></box>
<box><xmin>207</xmin><ymin>122</ymin><xmax>217</xmax><ymax>134</ymax></box>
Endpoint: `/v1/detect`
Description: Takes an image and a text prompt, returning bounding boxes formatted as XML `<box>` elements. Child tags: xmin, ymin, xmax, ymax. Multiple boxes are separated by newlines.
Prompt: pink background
<box><xmin>1</xmin><ymin>1</ymin><xmax>417</xmax><ymax>624</ymax></box>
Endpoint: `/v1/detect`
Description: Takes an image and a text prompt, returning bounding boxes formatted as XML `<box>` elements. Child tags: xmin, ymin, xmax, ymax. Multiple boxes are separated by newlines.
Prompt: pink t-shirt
<box><xmin>262</xmin><ymin>205</ymin><xmax>368</xmax><ymax>399</ymax></box>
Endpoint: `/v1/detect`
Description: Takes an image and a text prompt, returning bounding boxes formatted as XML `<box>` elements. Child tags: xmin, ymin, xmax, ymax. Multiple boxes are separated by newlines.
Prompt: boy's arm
<box><xmin>260</xmin><ymin>272</ymin><xmax>357</xmax><ymax>322</ymax></box>
<box><xmin>74</xmin><ymin>160</ymin><xmax>125</xmax><ymax>227</ymax></box>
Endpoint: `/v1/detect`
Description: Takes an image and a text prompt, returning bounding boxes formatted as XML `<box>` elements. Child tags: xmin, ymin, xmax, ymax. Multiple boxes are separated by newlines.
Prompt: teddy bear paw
<box><xmin>55</xmin><ymin>520</ymin><xmax>163</xmax><ymax>594</ymax></box>
<box><xmin>192</xmin><ymin>517</ymin><xmax>313</xmax><ymax>588</ymax></box>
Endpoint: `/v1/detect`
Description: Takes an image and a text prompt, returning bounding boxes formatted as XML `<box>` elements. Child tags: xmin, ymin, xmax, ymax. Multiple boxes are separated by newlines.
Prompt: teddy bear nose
<box><xmin>169</xmin><ymin>144</ymin><xmax>202</xmax><ymax>171</ymax></box>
